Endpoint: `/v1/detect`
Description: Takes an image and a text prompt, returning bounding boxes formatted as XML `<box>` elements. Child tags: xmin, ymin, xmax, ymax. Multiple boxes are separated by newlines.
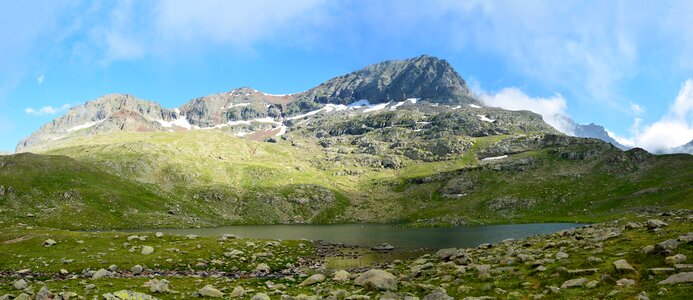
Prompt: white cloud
<box><xmin>630</xmin><ymin>103</ymin><xmax>644</xmax><ymax>115</ymax></box>
<box><xmin>36</xmin><ymin>74</ymin><xmax>44</xmax><ymax>84</ymax></box>
<box><xmin>477</xmin><ymin>87</ymin><xmax>575</xmax><ymax>134</ymax></box>
<box><xmin>618</xmin><ymin>79</ymin><xmax>693</xmax><ymax>152</ymax></box>
<box><xmin>25</xmin><ymin>103</ymin><xmax>71</xmax><ymax>116</ymax></box>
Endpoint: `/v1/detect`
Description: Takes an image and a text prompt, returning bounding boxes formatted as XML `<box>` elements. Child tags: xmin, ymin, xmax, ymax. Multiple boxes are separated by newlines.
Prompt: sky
<box><xmin>1</xmin><ymin>0</ymin><xmax>693</xmax><ymax>153</ymax></box>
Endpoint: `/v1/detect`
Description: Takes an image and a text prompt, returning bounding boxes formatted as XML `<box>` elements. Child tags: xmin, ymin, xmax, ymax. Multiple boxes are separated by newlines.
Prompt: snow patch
<box><xmin>275</xmin><ymin>125</ymin><xmax>287</xmax><ymax>136</ymax></box>
<box><xmin>469</xmin><ymin>104</ymin><xmax>482</xmax><ymax>108</ymax></box>
<box><xmin>67</xmin><ymin>119</ymin><xmax>105</xmax><ymax>132</ymax></box>
<box><xmin>157</xmin><ymin>116</ymin><xmax>196</xmax><ymax>130</ymax></box>
<box><xmin>477</xmin><ymin>115</ymin><xmax>495</xmax><ymax>123</ymax></box>
<box><xmin>451</xmin><ymin>105</ymin><xmax>462</xmax><ymax>110</ymax></box>
<box><xmin>481</xmin><ymin>155</ymin><xmax>508</xmax><ymax>161</ymax></box>
<box><xmin>390</xmin><ymin>98</ymin><xmax>419</xmax><ymax>110</ymax></box>
<box><xmin>349</xmin><ymin>99</ymin><xmax>371</xmax><ymax>107</ymax></box>
<box><xmin>364</xmin><ymin>101</ymin><xmax>392</xmax><ymax>113</ymax></box>
<box><xmin>287</xmin><ymin>104</ymin><xmax>348</xmax><ymax>120</ymax></box>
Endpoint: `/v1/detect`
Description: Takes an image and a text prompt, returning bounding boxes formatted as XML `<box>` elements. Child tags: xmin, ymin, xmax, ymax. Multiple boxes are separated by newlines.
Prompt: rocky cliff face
<box><xmin>296</xmin><ymin>55</ymin><xmax>477</xmax><ymax>105</ymax></box>
<box><xmin>16</xmin><ymin>94</ymin><xmax>179</xmax><ymax>152</ymax></box>
<box><xmin>572</xmin><ymin>123</ymin><xmax>628</xmax><ymax>150</ymax></box>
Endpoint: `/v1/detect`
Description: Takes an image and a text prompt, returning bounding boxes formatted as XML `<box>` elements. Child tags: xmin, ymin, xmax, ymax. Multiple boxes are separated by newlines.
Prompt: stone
<box><xmin>422</xmin><ymin>287</ymin><xmax>453</xmax><ymax>300</ymax></box>
<box><xmin>333</xmin><ymin>270</ymin><xmax>350</xmax><ymax>281</ymax></box>
<box><xmin>13</xmin><ymin>279</ymin><xmax>28</xmax><ymax>290</ymax></box>
<box><xmin>108</xmin><ymin>264</ymin><xmax>118</xmax><ymax>271</ymax></box>
<box><xmin>636</xmin><ymin>291</ymin><xmax>650</xmax><ymax>300</ymax></box>
<box><xmin>92</xmin><ymin>268</ymin><xmax>112</xmax><ymax>279</ymax></box>
<box><xmin>616</xmin><ymin>278</ymin><xmax>635</xmax><ymax>286</ymax></box>
<box><xmin>36</xmin><ymin>286</ymin><xmax>53</xmax><ymax>300</ymax></box>
<box><xmin>372</xmin><ymin>243</ymin><xmax>394</xmax><ymax>252</ymax></box>
<box><xmin>230</xmin><ymin>286</ymin><xmax>245</xmax><ymax>298</ymax></box>
<box><xmin>665</xmin><ymin>254</ymin><xmax>687</xmax><ymax>265</ymax></box>
<box><xmin>613</xmin><ymin>259</ymin><xmax>637</xmax><ymax>273</ymax></box>
<box><xmin>561</xmin><ymin>278</ymin><xmax>588</xmax><ymax>288</ymax></box>
<box><xmin>144</xmin><ymin>279</ymin><xmax>170</xmax><ymax>293</ymax></box>
<box><xmin>200</xmin><ymin>285</ymin><xmax>224</xmax><ymax>298</ymax></box>
<box><xmin>14</xmin><ymin>294</ymin><xmax>31</xmax><ymax>300</ymax></box>
<box><xmin>585</xmin><ymin>280</ymin><xmax>600</xmax><ymax>288</ymax></box>
<box><xmin>642</xmin><ymin>245</ymin><xmax>655</xmax><ymax>255</ymax></box>
<box><xmin>656</xmin><ymin>239</ymin><xmax>680</xmax><ymax>252</ymax></box>
<box><xmin>131</xmin><ymin>264</ymin><xmax>144</xmax><ymax>275</ymax></box>
<box><xmin>251</xmin><ymin>293</ymin><xmax>271</xmax><ymax>300</ymax></box>
<box><xmin>255</xmin><ymin>263</ymin><xmax>271</xmax><ymax>273</ymax></box>
<box><xmin>646</xmin><ymin>219</ymin><xmax>668</xmax><ymax>229</ymax></box>
<box><xmin>648</xmin><ymin>268</ymin><xmax>676</xmax><ymax>274</ymax></box>
<box><xmin>141</xmin><ymin>246</ymin><xmax>154</xmax><ymax>255</ymax></box>
<box><xmin>658</xmin><ymin>272</ymin><xmax>693</xmax><ymax>285</ymax></box>
<box><xmin>556</xmin><ymin>252</ymin><xmax>569</xmax><ymax>260</ymax></box>
<box><xmin>625</xmin><ymin>222</ymin><xmax>641</xmax><ymax>229</ymax></box>
<box><xmin>155</xmin><ymin>232</ymin><xmax>163</xmax><ymax>238</ymax></box>
<box><xmin>476</xmin><ymin>264</ymin><xmax>491</xmax><ymax>279</ymax></box>
<box><xmin>103</xmin><ymin>290</ymin><xmax>158</xmax><ymax>300</ymax></box>
<box><xmin>675</xmin><ymin>264</ymin><xmax>693</xmax><ymax>271</ymax></box>
<box><xmin>186</xmin><ymin>234</ymin><xmax>198</xmax><ymax>239</ymax></box>
<box><xmin>43</xmin><ymin>239</ymin><xmax>57</xmax><ymax>247</ymax></box>
<box><xmin>300</xmin><ymin>274</ymin><xmax>326</xmax><ymax>286</ymax></box>
<box><xmin>59</xmin><ymin>269</ymin><xmax>69</xmax><ymax>275</ymax></box>
<box><xmin>354</xmin><ymin>269</ymin><xmax>398</xmax><ymax>291</ymax></box>
<box><xmin>436</xmin><ymin>248</ymin><xmax>458</xmax><ymax>261</ymax></box>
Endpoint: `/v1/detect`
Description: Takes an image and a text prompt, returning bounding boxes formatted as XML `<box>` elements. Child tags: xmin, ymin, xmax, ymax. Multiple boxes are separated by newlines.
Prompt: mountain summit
<box><xmin>296</xmin><ymin>55</ymin><xmax>478</xmax><ymax>105</ymax></box>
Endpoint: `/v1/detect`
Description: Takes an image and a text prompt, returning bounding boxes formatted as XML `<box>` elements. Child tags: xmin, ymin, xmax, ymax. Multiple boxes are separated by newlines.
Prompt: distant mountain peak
<box><xmin>296</xmin><ymin>55</ymin><xmax>478</xmax><ymax>105</ymax></box>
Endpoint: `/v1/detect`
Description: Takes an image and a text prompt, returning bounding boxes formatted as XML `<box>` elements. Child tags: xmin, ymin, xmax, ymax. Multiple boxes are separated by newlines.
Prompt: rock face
<box><xmin>354</xmin><ymin>269</ymin><xmax>398</xmax><ymax>291</ymax></box>
<box><xmin>297</xmin><ymin>55</ymin><xmax>478</xmax><ymax>106</ymax></box>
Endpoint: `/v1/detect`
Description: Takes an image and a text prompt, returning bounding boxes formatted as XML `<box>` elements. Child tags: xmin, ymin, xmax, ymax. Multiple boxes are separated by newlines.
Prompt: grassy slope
<box><xmin>0</xmin><ymin>130</ymin><xmax>691</xmax><ymax>229</ymax></box>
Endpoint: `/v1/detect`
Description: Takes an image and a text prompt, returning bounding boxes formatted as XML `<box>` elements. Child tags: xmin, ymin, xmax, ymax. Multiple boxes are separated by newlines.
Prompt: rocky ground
<box><xmin>1</xmin><ymin>210</ymin><xmax>692</xmax><ymax>299</ymax></box>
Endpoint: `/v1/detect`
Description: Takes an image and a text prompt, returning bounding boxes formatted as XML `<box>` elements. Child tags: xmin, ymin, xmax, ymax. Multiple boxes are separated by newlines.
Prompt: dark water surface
<box><xmin>136</xmin><ymin>223</ymin><xmax>582</xmax><ymax>250</ymax></box>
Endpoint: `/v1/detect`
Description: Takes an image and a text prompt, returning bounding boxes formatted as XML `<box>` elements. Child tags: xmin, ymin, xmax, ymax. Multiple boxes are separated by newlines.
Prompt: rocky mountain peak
<box><xmin>296</xmin><ymin>55</ymin><xmax>478</xmax><ymax>105</ymax></box>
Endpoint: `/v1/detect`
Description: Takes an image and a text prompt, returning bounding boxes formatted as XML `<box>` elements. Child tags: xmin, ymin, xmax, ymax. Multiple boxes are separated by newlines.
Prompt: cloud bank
<box><xmin>25</xmin><ymin>104</ymin><xmax>71</xmax><ymax>116</ymax></box>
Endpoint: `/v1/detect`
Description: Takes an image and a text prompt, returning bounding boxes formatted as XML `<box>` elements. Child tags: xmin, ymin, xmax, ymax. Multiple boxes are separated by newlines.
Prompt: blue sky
<box><xmin>1</xmin><ymin>0</ymin><xmax>693</xmax><ymax>153</ymax></box>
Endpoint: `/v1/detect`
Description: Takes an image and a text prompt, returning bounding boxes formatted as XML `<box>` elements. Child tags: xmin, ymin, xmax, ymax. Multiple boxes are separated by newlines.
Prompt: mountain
<box><xmin>572</xmin><ymin>122</ymin><xmax>629</xmax><ymax>150</ymax></box>
<box><xmin>669</xmin><ymin>138</ymin><xmax>693</xmax><ymax>154</ymax></box>
<box><xmin>7</xmin><ymin>55</ymin><xmax>693</xmax><ymax>229</ymax></box>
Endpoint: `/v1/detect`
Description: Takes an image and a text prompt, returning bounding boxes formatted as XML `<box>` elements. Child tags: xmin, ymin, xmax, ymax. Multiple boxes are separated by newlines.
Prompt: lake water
<box><xmin>137</xmin><ymin>223</ymin><xmax>582</xmax><ymax>250</ymax></box>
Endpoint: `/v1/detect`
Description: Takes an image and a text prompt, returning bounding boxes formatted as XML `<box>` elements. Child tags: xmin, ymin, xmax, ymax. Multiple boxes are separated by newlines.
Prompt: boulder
<box><xmin>255</xmin><ymin>263</ymin><xmax>271</xmax><ymax>273</ymax></box>
<box><xmin>92</xmin><ymin>268</ymin><xmax>112</xmax><ymax>279</ymax></box>
<box><xmin>43</xmin><ymin>239</ymin><xmax>57</xmax><ymax>247</ymax></box>
<box><xmin>665</xmin><ymin>254</ymin><xmax>687</xmax><ymax>265</ymax></box>
<box><xmin>354</xmin><ymin>269</ymin><xmax>398</xmax><ymax>291</ymax></box>
<box><xmin>422</xmin><ymin>287</ymin><xmax>453</xmax><ymax>300</ymax></box>
<box><xmin>616</xmin><ymin>278</ymin><xmax>635</xmax><ymax>286</ymax></box>
<box><xmin>436</xmin><ymin>248</ymin><xmax>458</xmax><ymax>261</ymax></box>
<box><xmin>103</xmin><ymin>290</ymin><xmax>159</xmax><ymax>300</ymax></box>
<box><xmin>141</xmin><ymin>246</ymin><xmax>154</xmax><ymax>255</ymax></box>
<box><xmin>13</xmin><ymin>279</ymin><xmax>28</xmax><ymax>290</ymax></box>
<box><xmin>613</xmin><ymin>259</ymin><xmax>637</xmax><ymax>273</ymax></box>
<box><xmin>251</xmin><ymin>293</ymin><xmax>271</xmax><ymax>300</ymax></box>
<box><xmin>561</xmin><ymin>278</ymin><xmax>588</xmax><ymax>288</ymax></box>
<box><xmin>131</xmin><ymin>265</ymin><xmax>144</xmax><ymax>275</ymax></box>
<box><xmin>658</xmin><ymin>272</ymin><xmax>693</xmax><ymax>285</ymax></box>
<box><xmin>230</xmin><ymin>286</ymin><xmax>245</xmax><ymax>298</ymax></box>
<box><xmin>144</xmin><ymin>279</ymin><xmax>170</xmax><ymax>293</ymax></box>
<box><xmin>333</xmin><ymin>270</ymin><xmax>350</xmax><ymax>281</ymax></box>
<box><xmin>656</xmin><ymin>239</ymin><xmax>680</xmax><ymax>252</ymax></box>
<box><xmin>299</xmin><ymin>274</ymin><xmax>326</xmax><ymax>286</ymax></box>
<box><xmin>200</xmin><ymin>285</ymin><xmax>224</xmax><ymax>298</ymax></box>
<box><xmin>646</xmin><ymin>219</ymin><xmax>668</xmax><ymax>230</ymax></box>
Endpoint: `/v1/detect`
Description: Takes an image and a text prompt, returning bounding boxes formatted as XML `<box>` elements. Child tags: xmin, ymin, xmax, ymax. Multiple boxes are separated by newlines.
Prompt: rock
<box><xmin>103</xmin><ymin>290</ymin><xmax>159</xmax><ymax>300</ymax></box>
<box><xmin>475</xmin><ymin>264</ymin><xmax>491</xmax><ymax>279</ymax></box>
<box><xmin>131</xmin><ymin>264</ymin><xmax>144</xmax><ymax>275</ymax></box>
<box><xmin>13</xmin><ymin>279</ymin><xmax>28</xmax><ymax>290</ymax></box>
<box><xmin>14</xmin><ymin>294</ymin><xmax>31</xmax><ymax>300</ymax></box>
<box><xmin>333</xmin><ymin>270</ymin><xmax>350</xmax><ymax>281</ymax></box>
<box><xmin>186</xmin><ymin>234</ymin><xmax>198</xmax><ymax>239</ymax></box>
<box><xmin>665</xmin><ymin>254</ymin><xmax>687</xmax><ymax>265</ymax></box>
<box><xmin>616</xmin><ymin>278</ymin><xmax>635</xmax><ymax>286</ymax></box>
<box><xmin>354</xmin><ymin>269</ymin><xmax>399</xmax><ymax>291</ymax></box>
<box><xmin>144</xmin><ymin>279</ymin><xmax>170</xmax><ymax>293</ymax></box>
<box><xmin>92</xmin><ymin>268</ymin><xmax>112</xmax><ymax>279</ymax></box>
<box><xmin>675</xmin><ymin>264</ymin><xmax>693</xmax><ymax>271</ymax></box>
<box><xmin>251</xmin><ymin>293</ymin><xmax>271</xmax><ymax>300</ymax></box>
<box><xmin>255</xmin><ymin>263</ymin><xmax>271</xmax><ymax>273</ymax></box>
<box><xmin>656</xmin><ymin>239</ymin><xmax>680</xmax><ymax>252</ymax></box>
<box><xmin>230</xmin><ymin>286</ymin><xmax>245</xmax><ymax>298</ymax></box>
<box><xmin>372</xmin><ymin>243</ymin><xmax>394</xmax><ymax>252</ymax></box>
<box><xmin>636</xmin><ymin>291</ymin><xmax>650</xmax><ymax>300</ymax></box>
<box><xmin>648</xmin><ymin>268</ymin><xmax>676</xmax><ymax>274</ymax></box>
<box><xmin>586</xmin><ymin>280</ymin><xmax>599</xmax><ymax>288</ymax></box>
<box><xmin>422</xmin><ymin>287</ymin><xmax>453</xmax><ymax>300</ymax></box>
<box><xmin>300</xmin><ymin>274</ymin><xmax>326</xmax><ymax>286</ymax></box>
<box><xmin>43</xmin><ymin>239</ymin><xmax>57</xmax><ymax>247</ymax></box>
<box><xmin>155</xmin><ymin>232</ymin><xmax>163</xmax><ymax>238</ymax></box>
<box><xmin>642</xmin><ymin>245</ymin><xmax>655</xmax><ymax>255</ymax></box>
<box><xmin>108</xmin><ymin>264</ymin><xmax>118</xmax><ymax>271</ymax></box>
<box><xmin>36</xmin><ymin>286</ymin><xmax>53</xmax><ymax>300</ymax></box>
<box><xmin>436</xmin><ymin>248</ymin><xmax>458</xmax><ymax>261</ymax></box>
<box><xmin>613</xmin><ymin>259</ymin><xmax>637</xmax><ymax>273</ymax></box>
<box><xmin>646</xmin><ymin>219</ymin><xmax>668</xmax><ymax>229</ymax></box>
<box><xmin>561</xmin><ymin>278</ymin><xmax>588</xmax><ymax>288</ymax></box>
<box><xmin>625</xmin><ymin>222</ymin><xmax>641</xmax><ymax>229</ymax></box>
<box><xmin>59</xmin><ymin>268</ymin><xmax>69</xmax><ymax>275</ymax></box>
<box><xmin>555</xmin><ymin>252</ymin><xmax>569</xmax><ymax>260</ymax></box>
<box><xmin>658</xmin><ymin>272</ymin><xmax>693</xmax><ymax>285</ymax></box>
<box><xmin>141</xmin><ymin>246</ymin><xmax>154</xmax><ymax>255</ymax></box>
<box><xmin>127</xmin><ymin>235</ymin><xmax>139</xmax><ymax>241</ymax></box>
<box><xmin>200</xmin><ymin>285</ymin><xmax>224</xmax><ymax>298</ymax></box>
